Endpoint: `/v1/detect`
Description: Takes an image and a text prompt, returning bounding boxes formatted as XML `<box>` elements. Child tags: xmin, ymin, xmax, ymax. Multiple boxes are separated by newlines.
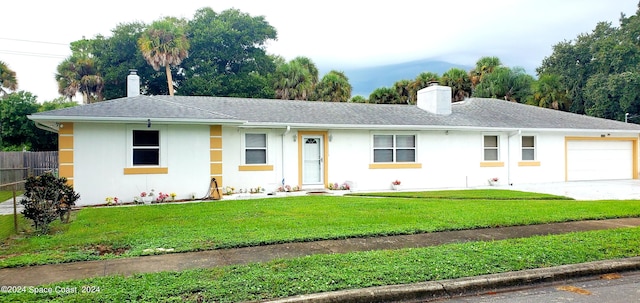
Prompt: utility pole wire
<box><xmin>0</xmin><ymin>37</ymin><xmax>68</xmax><ymax>46</ymax></box>
<box><xmin>0</xmin><ymin>50</ymin><xmax>67</xmax><ymax>59</ymax></box>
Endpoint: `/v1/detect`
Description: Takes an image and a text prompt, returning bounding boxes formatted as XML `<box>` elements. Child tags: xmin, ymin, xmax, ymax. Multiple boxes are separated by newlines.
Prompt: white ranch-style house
<box><xmin>29</xmin><ymin>78</ymin><xmax>640</xmax><ymax>205</ymax></box>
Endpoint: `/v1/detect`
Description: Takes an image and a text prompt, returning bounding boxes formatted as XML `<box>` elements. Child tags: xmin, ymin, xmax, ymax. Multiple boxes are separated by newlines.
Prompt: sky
<box><xmin>1</xmin><ymin>0</ymin><xmax>638</xmax><ymax>102</ymax></box>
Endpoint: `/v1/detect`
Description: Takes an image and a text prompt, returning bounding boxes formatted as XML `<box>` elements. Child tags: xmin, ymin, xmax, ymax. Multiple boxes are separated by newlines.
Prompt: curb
<box><xmin>266</xmin><ymin>257</ymin><xmax>640</xmax><ymax>303</ymax></box>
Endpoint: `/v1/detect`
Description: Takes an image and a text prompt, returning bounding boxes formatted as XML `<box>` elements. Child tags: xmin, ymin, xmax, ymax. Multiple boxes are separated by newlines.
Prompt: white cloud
<box><xmin>1</xmin><ymin>0</ymin><xmax>637</xmax><ymax>101</ymax></box>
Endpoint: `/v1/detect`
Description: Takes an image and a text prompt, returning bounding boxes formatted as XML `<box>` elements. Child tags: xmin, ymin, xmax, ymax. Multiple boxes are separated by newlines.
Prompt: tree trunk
<box><xmin>165</xmin><ymin>65</ymin><xmax>174</xmax><ymax>96</ymax></box>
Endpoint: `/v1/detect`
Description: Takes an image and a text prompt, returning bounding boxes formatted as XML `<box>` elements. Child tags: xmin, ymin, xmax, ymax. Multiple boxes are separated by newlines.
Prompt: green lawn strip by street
<box><xmin>2</xmin><ymin>194</ymin><xmax>640</xmax><ymax>268</ymax></box>
<box><xmin>3</xmin><ymin>227</ymin><xmax>639</xmax><ymax>303</ymax></box>
<box><xmin>348</xmin><ymin>189</ymin><xmax>572</xmax><ymax>200</ymax></box>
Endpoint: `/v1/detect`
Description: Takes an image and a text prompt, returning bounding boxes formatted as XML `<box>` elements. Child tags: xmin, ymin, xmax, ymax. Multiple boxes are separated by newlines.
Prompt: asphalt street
<box><xmin>437</xmin><ymin>270</ymin><xmax>640</xmax><ymax>303</ymax></box>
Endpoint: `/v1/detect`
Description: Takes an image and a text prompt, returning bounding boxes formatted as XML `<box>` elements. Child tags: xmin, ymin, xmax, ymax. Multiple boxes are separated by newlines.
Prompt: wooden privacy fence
<box><xmin>0</xmin><ymin>151</ymin><xmax>58</xmax><ymax>190</ymax></box>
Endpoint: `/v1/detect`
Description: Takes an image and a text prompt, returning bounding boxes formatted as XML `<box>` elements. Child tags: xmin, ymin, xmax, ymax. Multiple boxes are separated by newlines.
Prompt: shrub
<box><xmin>20</xmin><ymin>173</ymin><xmax>80</xmax><ymax>234</ymax></box>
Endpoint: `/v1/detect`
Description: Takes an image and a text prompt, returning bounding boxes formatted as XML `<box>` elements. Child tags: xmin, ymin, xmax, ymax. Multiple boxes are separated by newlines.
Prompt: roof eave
<box><xmin>240</xmin><ymin>122</ymin><xmax>640</xmax><ymax>133</ymax></box>
<box><xmin>27</xmin><ymin>115</ymin><xmax>247</xmax><ymax>126</ymax></box>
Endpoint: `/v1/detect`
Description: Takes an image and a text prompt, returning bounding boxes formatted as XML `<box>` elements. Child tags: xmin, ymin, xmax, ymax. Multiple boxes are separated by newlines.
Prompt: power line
<box><xmin>0</xmin><ymin>50</ymin><xmax>67</xmax><ymax>59</ymax></box>
<box><xmin>0</xmin><ymin>37</ymin><xmax>68</xmax><ymax>46</ymax></box>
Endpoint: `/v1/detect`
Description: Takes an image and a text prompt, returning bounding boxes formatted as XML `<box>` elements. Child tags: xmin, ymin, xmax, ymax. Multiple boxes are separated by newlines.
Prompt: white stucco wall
<box><xmin>323</xmin><ymin>130</ymin><xmax>639</xmax><ymax>191</ymax></box>
<box><xmin>221</xmin><ymin>127</ymin><xmax>296</xmax><ymax>193</ymax></box>
<box><xmin>73</xmin><ymin>123</ymin><xmax>210</xmax><ymax>205</ymax></box>
<box><xmin>70</xmin><ymin>122</ymin><xmax>639</xmax><ymax>205</ymax></box>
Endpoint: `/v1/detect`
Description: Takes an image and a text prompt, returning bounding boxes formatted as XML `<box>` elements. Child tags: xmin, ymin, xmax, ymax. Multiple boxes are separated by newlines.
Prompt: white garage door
<box><xmin>566</xmin><ymin>140</ymin><xmax>633</xmax><ymax>181</ymax></box>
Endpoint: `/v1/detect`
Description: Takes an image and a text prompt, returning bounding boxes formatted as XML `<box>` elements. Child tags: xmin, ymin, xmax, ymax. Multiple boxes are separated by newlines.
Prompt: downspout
<box><xmin>281</xmin><ymin>126</ymin><xmax>291</xmax><ymax>188</ymax></box>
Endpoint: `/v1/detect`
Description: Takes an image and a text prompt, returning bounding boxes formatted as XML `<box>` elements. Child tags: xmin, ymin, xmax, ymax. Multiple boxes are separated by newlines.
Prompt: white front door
<box><xmin>302</xmin><ymin>136</ymin><xmax>323</xmax><ymax>184</ymax></box>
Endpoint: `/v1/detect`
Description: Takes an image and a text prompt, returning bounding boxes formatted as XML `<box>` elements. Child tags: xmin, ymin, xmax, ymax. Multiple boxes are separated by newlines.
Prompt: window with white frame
<box><xmin>245</xmin><ymin>133</ymin><xmax>267</xmax><ymax>164</ymax></box>
<box><xmin>373</xmin><ymin>134</ymin><xmax>416</xmax><ymax>163</ymax></box>
<box><xmin>521</xmin><ymin>135</ymin><xmax>536</xmax><ymax>161</ymax></box>
<box><xmin>483</xmin><ymin>135</ymin><xmax>499</xmax><ymax>161</ymax></box>
<box><xmin>132</xmin><ymin>130</ymin><xmax>160</xmax><ymax>165</ymax></box>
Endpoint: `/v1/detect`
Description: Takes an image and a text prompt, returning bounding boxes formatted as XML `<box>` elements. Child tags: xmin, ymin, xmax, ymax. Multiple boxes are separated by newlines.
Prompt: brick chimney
<box><xmin>417</xmin><ymin>82</ymin><xmax>452</xmax><ymax>115</ymax></box>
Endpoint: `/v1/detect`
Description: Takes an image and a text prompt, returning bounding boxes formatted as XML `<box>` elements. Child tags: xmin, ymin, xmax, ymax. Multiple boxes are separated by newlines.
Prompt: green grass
<box><xmin>0</xmin><ymin>190</ymin><xmax>22</xmax><ymax>202</ymax></box>
<box><xmin>348</xmin><ymin>189</ymin><xmax>571</xmax><ymax>200</ymax></box>
<box><xmin>3</xmin><ymin>227</ymin><xmax>640</xmax><ymax>303</ymax></box>
<box><xmin>0</xmin><ymin>214</ymin><xmax>29</xmax><ymax>241</ymax></box>
<box><xmin>0</xmin><ymin>190</ymin><xmax>25</xmax><ymax>240</ymax></box>
<box><xmin>2</xmin><ymin>191</ymin><xmax>640</xmax><ymax>268</ymax></box>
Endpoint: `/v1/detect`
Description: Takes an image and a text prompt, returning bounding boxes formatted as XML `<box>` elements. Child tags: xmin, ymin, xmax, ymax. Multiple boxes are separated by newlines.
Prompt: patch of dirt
<box><xmin>556</xmin><ymin>285</ymin><xmax>592</xmax><ymax>295</ymax></box>
<box><xmin>92</xmin><ymin>244</ymin><xmax>128</xmax><ymax>256</ymax></box>
<box><xmin>182</xmin><ymin>292</ymin><xmax>205</xmax><ymax>303</ymax></box>
<box><xmin>600</xmin><ymin>273</ymin><xmax>623</xmax><ymax>280</ymax></box>
<box><xmin>0</xmin><ymin>253</ymin><xmax>22</xmax><ymax>260</ymax></box>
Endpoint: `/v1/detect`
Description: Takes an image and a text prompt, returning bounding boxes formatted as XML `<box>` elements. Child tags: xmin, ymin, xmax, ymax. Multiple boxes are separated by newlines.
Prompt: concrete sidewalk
<box><xmin>1</xmin><ymin>218</ymin><xmax>639</xmax><ymax>288</ymax></box>
<box><xmin>0</xmin><ymin>196</ymin><xmax>22</xmax><ymax>216</ymax></box>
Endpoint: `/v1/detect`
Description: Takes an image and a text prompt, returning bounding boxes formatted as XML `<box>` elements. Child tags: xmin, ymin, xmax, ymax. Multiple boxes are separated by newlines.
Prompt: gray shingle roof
<box><xmin>30</xmin><ymin>95</ymin><xmax>640</xmax><ymax>131</ymax></box>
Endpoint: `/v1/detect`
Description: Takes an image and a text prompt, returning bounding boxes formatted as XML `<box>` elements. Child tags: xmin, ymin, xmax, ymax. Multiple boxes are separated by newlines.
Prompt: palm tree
<box><xmin>138</xmin><ymin>17</ymin><xmax>190</xmax><ymax>96</ymax></box>
<box><xmin>291</xmin><ymin>56</ymin><xmax>319</xmax><ymax>84</ymax></box>
<box><xmin>408</xmin><ymin>72</ymin><xmax>439</xmax><ymax>104</ymax></box>
<box><xmin>55</xmin><ymin>55</ymin><xmax>104</xmax><ymax>103</ymax></box>
<box><xmin>469</xmin><ymin>56</ymin><xmax>502</xmax><ymax>89</ymax></box>
<box><xmin>273</xmin><ymin>57</ymin><xmax>319</xmax><ymax>100</ymax></box>
<box><xmin>528</xmin><ymin>73</ymin><xmax>571</xmax><ymax>110</ymax></box>
<box><xmin>369</xmin><ymin>87</ymin><xmax>400</xmax><ymax>104</ymax></box>
<box><xmin>0</xmin><ymin>61</ymin><xmax>18</xmax><ymax>96</ymax></box>
<box><xmin>393</xmin><ymin>79</ymin><xmax>411</xmax><ymax>104</ymax></box>
<box><xmin>313</xmin><ymin>70</ymin><xmax>352</xmax><ymax>102</ymax></box>
<box><xmin>440</xmin><ymin>68</ymin><xmax>472</xmax><ymax>102</ymax></box>
<box><xmin>473</xmin><ymin>66</ymin><xmax>534</xmax><ymax>103</ymax></box>
<box><xmin>350</xmin><ymin>95</ymin><xmax>367</xmax><ymax>103</ymax></box>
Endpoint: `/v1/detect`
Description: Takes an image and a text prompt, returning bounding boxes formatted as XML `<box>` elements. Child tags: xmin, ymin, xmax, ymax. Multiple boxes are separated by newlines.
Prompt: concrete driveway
<box><xmin>504</xmin><ymin>180</ymin><xmax>640</xmax><ymax>200</ymax></box>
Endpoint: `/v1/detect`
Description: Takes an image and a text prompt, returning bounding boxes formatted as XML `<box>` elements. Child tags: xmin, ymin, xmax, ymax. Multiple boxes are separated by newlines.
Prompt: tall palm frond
<box><xmin>138</xmin><ymin>17</ymin><xmax>190</xmax><ymax>96</ymax></box>
<box><xmin>0</xmin><ymin>61</ymin><xmax>18</xmax><ymax>96</ymax></box>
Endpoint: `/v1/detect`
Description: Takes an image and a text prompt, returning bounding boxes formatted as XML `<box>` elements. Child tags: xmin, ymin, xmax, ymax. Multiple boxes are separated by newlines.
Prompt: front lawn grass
<box><xmin>0</xmin><ymin>214</ymin><xmax>29</xmax><ymax>241</ymax></box>
<box><xmin>0</xmin><ymin>190</ymin><xmax>22</xmax><ymax>202</ymax></box>
<box><xmin>3</xmin><ymin>227</ymin><xmax>640</xmax><ymax>303</ymax></box>
<box><xmin>0</xmin><ymin>190</ymin><xmax>26</xmax><ymax>240</ymax></box>
<box><xmin>349</xmin><ymin>189</ymin><xmax>571</xmax><ymax>200</ymax></box>
<box><xmin>2</xmin><ymin>191</ymin><xmax>640</xmax><ymax>268</ymax></box>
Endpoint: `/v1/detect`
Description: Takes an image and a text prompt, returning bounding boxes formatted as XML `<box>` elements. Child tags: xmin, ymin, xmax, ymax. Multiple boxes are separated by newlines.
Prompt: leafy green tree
<box><xmin>0</xmin><ymin>61</ymin><xmax>18</xmax><ymax>96</ymax></box>
<box><xmin>473</xmin><ymin>66</ymin><xmax>533</xmax><ymax>103</ymax></box>
<box><xmin>408</xmin><ymin>72</ymin><xmax>439</xmax><ymax>104</ymax></box>
<box><xmin>90</xmin><ymin>22</ymin><xmax>172</xmax><ymax>99</ymax></box>
<box><xmin>369</xmin><ymin>87</ymin><xmax>401</xmax><ymax>104</ymax></box>
<box><xmin>39</xmin><ymin>97</ymin><xmax>79</xmax><ymax>112</ymax></box>
<box><xmin>0</xmin><ymin>91</ymin><xmax>54</xmax><ymax>151</ymax></box>
<box><xmin>527</xmin><ymin>74</ymin><xmax>571</xmax><ymax>110</ymax></box>
<box><xmin>537</xmin><ymin>12</ymin><xmax>640</xmax><ymax>116</ymax></box>
<box><xmin>138</xmin><ymin>17</ymin><xmax>190</xmax><ymax>96</ymax></box>
<box><xmin>350</xmin><ymin>95</ymin><xmax>367</xmax><ymax>103</ymax></box>
<box><xmin>441</xmin><ymin>68</ymin><xmax>471</xmax><ymax>102</ymax></box>
<box><xmin>180</xmin><ymin>8</ymin><xmax>277</xmax><ymax>98</ymax></box>
<box><xmin>583</xmin><ymin>71</ymin><xmax>640</xmax><ymax>121</ymax></box>
<box><xmin>313</xmin><ymin>70</ymin><xmax>352</xmax><ymax>102</ymax></box>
